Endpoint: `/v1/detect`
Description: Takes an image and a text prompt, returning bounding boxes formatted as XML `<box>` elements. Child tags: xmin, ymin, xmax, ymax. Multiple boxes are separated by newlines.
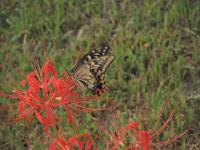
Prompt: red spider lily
<box><xmin>2</xmin><ymin>61</ymin><xmax>80</xmax><ymax>131</ymax></box>
<box><xmin>48</xmin><ymin>134</ymin><xmax>95</xmax><ymax>150</ymax></box>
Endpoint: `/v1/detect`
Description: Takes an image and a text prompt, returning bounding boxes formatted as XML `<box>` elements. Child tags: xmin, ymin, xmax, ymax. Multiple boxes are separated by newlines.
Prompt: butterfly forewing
<box><xmin>72</xmin><ymin>46</ymin><xmax>110</xmax><ymax>73</ymax></box>
<box><xmin>77</xmin><ymin>46</ymin><xmax>110</xmax><ymax>66</ymax></box>
<box><xmin>82</xmin><ymin>46</ymin><xmax>110</xmax><ymax>61</ymax></box>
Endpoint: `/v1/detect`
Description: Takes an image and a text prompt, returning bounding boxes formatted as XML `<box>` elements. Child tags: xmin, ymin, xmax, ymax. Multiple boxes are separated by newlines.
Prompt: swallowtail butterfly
<box><xmin>71</xmin><ymin>46</ymin><xmax>114</xmax><ymax>95</ymax></box>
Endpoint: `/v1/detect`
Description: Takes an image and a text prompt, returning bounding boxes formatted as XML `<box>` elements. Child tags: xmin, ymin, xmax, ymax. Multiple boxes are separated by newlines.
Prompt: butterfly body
<box><xmin>71</xmin><ymin>46</ymin><xmax>114</xmax><ymax>95</ymax></box>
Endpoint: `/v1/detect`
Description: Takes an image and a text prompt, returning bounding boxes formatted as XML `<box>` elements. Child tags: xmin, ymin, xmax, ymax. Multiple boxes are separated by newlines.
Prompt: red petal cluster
<box><xmin>10</xmin><ymin>61</ymin><xmax>79</xmax><ymax>130</ymax></box>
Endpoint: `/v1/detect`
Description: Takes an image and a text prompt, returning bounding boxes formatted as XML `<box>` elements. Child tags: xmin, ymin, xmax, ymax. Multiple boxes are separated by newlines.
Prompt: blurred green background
<box><xmin>0</xmin><ymin>0</ymin><xmax>200</xmax><ymax>149</ymax></box>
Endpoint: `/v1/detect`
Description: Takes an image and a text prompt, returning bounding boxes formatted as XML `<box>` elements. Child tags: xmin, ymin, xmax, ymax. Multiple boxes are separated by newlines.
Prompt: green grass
<box><xmin>1</xmin><ymin>0</ymin><xmax>200</xmax><ymax>149</ymax></box>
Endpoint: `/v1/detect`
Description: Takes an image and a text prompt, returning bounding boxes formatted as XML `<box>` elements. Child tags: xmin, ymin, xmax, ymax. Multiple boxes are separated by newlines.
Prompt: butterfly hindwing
<box><xmin>91</xmin><ymin>74</ymin><xmax>109</xmax><ymax>96</ymax></box>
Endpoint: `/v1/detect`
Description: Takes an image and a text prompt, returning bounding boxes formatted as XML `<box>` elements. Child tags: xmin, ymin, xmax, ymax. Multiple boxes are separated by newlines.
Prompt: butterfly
<box><xmin>71</xmin><ymin>45</ymin><xmax>115</xmax><ymax>95</ymax></box>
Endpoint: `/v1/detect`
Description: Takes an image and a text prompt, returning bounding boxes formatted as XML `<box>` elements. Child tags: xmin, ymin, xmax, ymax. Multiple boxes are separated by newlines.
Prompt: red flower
<box><xmin>9</xmin><ymin>61</ymin><xmax>78</xmax><ymax>131</ymax></box>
